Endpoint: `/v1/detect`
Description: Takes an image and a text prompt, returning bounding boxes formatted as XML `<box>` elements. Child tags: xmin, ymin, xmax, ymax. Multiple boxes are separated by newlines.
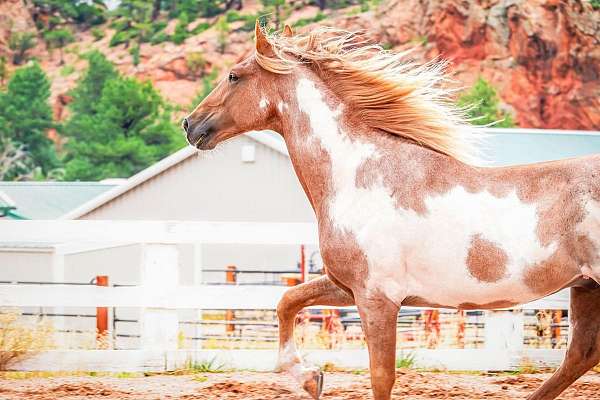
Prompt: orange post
<box><xmin>300</xmin><ymin>244</ymin><xmax>306</xmax><ymax>283</ymax></box>
<box><xmin>456</xmin><ymin>310</ymin><xmax>466</xmax><ymax>349</ymax></box>
<box><xmin>96</xmin><ymin>275</ymin><xmax>109</xmax><ymax>349</ymax></box>
<box><xmin>225</xmin><ymin>266</ymin><xmax>236</xmax><ymax>333</ymax></box>
<box><xmin>552</xmin><ymin>310</ymin><xmax>562</xmax><ymax>348</ymax></box>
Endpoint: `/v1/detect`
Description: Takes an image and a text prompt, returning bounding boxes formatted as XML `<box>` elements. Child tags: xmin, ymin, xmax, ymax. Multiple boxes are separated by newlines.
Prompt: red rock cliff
<box><xmin>376</xmin><ymin>0</ymin><xmax>599</xmax><ymax>129</ymax></box>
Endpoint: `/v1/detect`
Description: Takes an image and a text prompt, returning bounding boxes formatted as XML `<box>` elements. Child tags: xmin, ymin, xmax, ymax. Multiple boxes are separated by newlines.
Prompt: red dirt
<box><xmin>0</xmin><ymin>370</ymin><xmax>598</xmax><ymax>399</ymax></box>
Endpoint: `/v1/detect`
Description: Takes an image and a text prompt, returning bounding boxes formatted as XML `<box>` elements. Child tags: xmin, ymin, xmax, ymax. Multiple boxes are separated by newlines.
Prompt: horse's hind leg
<box><xmin>276</xmin><ymin>275</ymin><xmax>354</xmax><ymax>399</ymax></box>
<box><xmin>528</xmin><ymin>284</ymin><xmax>600</xmax><ymax>400</ymax></box>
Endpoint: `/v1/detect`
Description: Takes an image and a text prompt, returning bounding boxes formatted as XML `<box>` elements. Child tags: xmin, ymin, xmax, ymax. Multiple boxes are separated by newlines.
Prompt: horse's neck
<box><xmin>280</xmin><ymin>111</ymin><xmax>461</xmax><ymax>219</ymax></box>
<box><xmin>278</xmin><ymin>75</ymin><xmax>471</xmax><ymax>218</ymax></box>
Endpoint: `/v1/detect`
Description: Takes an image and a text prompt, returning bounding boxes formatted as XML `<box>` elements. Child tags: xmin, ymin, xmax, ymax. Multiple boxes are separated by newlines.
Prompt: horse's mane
<box><xmin>255</xmin><ymin>27</ymin><xmax>481</xmax><ymax>164</ymax></box>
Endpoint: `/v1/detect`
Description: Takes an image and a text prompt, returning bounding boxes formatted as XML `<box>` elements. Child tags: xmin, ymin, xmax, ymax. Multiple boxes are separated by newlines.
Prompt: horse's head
<box><xmin>183</xmin><ymin>22</ymin><xmax>295</xmax><ymax>150</ymax></box>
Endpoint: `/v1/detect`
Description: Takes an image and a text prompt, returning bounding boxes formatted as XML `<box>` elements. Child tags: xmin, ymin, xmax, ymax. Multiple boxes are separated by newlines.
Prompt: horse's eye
<box><xmin>228</xmin><ymin>72</ymin><xmax>239</xmax><ymax>83</ymax></box>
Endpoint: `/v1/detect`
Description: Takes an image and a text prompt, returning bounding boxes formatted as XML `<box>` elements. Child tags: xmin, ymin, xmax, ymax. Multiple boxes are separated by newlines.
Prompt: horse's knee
<box><xmin>566</xmin><ymin>343</ymin><xmax>600</xmax><ymax>370</ymax></box>
<box><xmin>277</xmin><ymin>289</ymin><xmax>298</xmax><ymax>319</ymax></box>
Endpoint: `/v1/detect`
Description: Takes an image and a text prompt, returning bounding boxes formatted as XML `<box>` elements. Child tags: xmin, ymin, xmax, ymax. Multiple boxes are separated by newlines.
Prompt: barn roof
<box><xmin>60</xmin><ymin>131</ymin><xmax>289</xmax><ymax>220</ymax></box>
<box><xmin>0</xmin><ymin>182</ymin><xmax>116</xmax><ymax>220</ymax></box>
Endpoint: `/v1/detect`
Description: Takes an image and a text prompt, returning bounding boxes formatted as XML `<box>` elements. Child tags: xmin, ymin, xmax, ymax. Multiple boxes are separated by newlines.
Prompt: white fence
<box><xmin>0</xmin><ymin>221</ymin><xmax>570</xmax><ymax>372</ymax></box>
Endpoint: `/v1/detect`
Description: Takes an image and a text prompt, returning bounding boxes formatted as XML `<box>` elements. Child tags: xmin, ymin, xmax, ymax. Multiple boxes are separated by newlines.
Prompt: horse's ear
<box><xmin>283</xmin><ymin>24</ymin><xmax>293</xmax><ymax>38</ymax></box>
<box><xmin>255</xmin><ymin>20</ymin><xmax>275</xmax><ymax>57</ymax></box>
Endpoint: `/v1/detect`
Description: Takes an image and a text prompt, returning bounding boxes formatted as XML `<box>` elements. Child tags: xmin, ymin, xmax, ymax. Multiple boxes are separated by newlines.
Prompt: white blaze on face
<box><xmin>259</xmin><ymin>98</ymin><xmax>269</xmax><ymax>109</ymax></box>
<box><xmin>576</xmin><ymin>199</ymin><xmax>600</xmax><ymax>282</ymax></box>
<box><xmin>295</xmin><ymin>78</ymin><xmax>557</xmax><ymax>307</ymax></box>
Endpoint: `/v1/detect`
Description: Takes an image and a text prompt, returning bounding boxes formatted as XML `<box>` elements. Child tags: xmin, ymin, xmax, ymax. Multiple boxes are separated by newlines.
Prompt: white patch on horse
<box><xmin>259</xmin><ymin>98</ymin><xmax>269</xmax><ymax>109</ymax></box>
<box><xmin>277</xmin><ymin>341</ymin><xmax>317</xmax><ymax>385</ymax></box>
<box><xmin>576</xmin><ymin>199</ymin><xmax>600</xmax><ymax>283</ymax></box>
<box><xmin>295</xmin><ymin>77</ymin><xmax>558</xmax><ymax>308</ymax></box>
<box><xmin>277</xmin><ymin>101</ymin><xmax>287</xmax><ymax>113</ymax></box>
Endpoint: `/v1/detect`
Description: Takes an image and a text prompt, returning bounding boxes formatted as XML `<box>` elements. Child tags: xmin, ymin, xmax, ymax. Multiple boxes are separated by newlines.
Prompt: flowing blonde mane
<box><xmin>256</xmin><ymin>27</ymin><xmax>481</xmax><ymax>164</ymax></box>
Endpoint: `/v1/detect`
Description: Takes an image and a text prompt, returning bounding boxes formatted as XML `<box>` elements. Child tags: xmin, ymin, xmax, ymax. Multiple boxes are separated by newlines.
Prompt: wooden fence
<box><xmin>0</xmin><ymin>221</ymin><xmax>570</xmax><ymax>372</ymax></box>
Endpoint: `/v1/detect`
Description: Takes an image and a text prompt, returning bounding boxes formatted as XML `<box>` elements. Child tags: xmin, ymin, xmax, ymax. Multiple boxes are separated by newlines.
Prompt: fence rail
<box><xmin>0</xmin><ymin>221</ymin><xmax>573</xmax><ymax>372</ymax></box>
<box><xmin>0</xmin><ymin>282</ymin><xmax>569</xmax><ymax>310</ymax></box>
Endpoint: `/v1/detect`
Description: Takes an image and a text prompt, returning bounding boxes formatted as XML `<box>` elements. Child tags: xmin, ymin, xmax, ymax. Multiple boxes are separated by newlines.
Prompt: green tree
<box><xmin>31</xmin><ymin>0</ymin><xmax>107</xmax><ymax>27</ymax></box>
<box><xmin>8</xmin><ymin>31</ymin><xmax>37</xmax><ymax>65</ymax></box>
<box><xmin>63</xmin><ymin>55</ymin><xmax>184</xmax><ymax>180</ymax></box>
<box><xmin>0</xmin><ymin>56</ymin><xmax>7</xmax><ymax>86</ymax></box>
<box><xmin>215</xmin><ymin>15</ymin><xmax>230</xmax><ymax>54</ymax></box>
<box><xmin>68</xmin><ymin>51</ymin><xmax>117</xmax><ymax>115</ymax></box>
<box><xmin>0</xmin><ymin>63</ymin><xmax>57</xmax><ymax>179</ymax></box>
<box><xmin>172</xmin><ymin>11</ymin><xmax>190</xmax><ymax>44</ymax></box>
<box><xmin>44</xmin><ymin>28</ymin><xmax>75</xmax><ymax>65</ymax></box>
<box><xmin>260</xmin><ymin>0</ymin><xmax>289</xmax><ymax>30</ymax></box>
<box><xmin>457</xmin><ymin>77</ymin><xmax>515</xmax><ymax>128</ymax></box>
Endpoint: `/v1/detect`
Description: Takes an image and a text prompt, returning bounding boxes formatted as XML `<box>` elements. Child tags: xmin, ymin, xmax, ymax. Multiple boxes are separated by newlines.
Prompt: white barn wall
<box><xmin>0</xmin><ymin>251</ymin><xmax>54</xmax><ymax>282</ymax></box>
<box><xmin>80</xmin><ymin>136</ymin><xmax>315</xmax><ymax>223</ymax></box>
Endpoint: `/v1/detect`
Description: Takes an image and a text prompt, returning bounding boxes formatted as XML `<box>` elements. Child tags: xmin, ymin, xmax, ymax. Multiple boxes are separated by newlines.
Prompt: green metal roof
<box><xmin>0</xmin><ymin>182</ymin><xmax>117</xmax><ymax>220</ymax></box>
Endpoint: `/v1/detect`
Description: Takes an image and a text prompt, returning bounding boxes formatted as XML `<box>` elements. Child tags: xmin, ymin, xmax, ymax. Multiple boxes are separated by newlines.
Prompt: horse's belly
<box><xmin>345</xmin><ymin>187</ymin><xmax>560</xmax><ymax>309</ymax></box>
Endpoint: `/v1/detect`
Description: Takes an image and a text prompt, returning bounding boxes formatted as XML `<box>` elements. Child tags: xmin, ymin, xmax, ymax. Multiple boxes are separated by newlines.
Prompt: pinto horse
<box><xmin>183</xmin><ymin>22</ymin><xmax>600</xmax><ymax>400</ymax></box>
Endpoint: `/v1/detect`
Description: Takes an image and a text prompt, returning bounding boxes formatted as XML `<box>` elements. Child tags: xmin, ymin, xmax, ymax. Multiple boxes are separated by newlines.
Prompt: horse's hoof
<box><xmin>303</xmin><ymin>370</ymin><xmax>324</xmax><ymax>400</ymax></box>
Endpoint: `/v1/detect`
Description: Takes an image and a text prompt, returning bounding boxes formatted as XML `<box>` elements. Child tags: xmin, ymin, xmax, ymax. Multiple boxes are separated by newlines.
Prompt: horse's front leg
<box><xmin>355</xmin><ymin>289</ymin><xmax>400</xmax><ymax>400</ymax></box>
<box><xmin>527</xmin><ymin>283</ymin><xmax>600</xmax><ymax>400</ymax></box>
<box><xmin>276</xmin><ymin>275</ymin><xmax>354</xmax><ymax>399</ymax></box>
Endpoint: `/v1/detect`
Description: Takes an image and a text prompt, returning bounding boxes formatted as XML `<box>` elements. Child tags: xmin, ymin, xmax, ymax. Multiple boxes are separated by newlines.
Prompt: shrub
<box><xmin>215</xmin><ymin>16</ymin><xmax>229</xmax><ymax>54</ymax></box>
<box><xmin>0</xmin><ymin>310</ymin><xmax>53</xmax><ymax>371</ymax></box>
<box><xmin>186</xmin><ymin>52</ymin><xmax>206</xmax><ymax>77</ymax></box>
<box><xmin>130</xmin><ymin>43</ymin><xmax>140</xmax><ymax>66</ymax></box>
<box><xmin>91</xmin><ymin>27</ymin><xmax>105</xmax><ymax>41</ymax></box>
<box><xmin>457</xmin><ymin>77</ymin><xmax>515</xmax><ymax>127</ymax></box>
<box><xmin>150</xmin><ymin>31</ymin><xmax>169</xmax><ymax>45</ymax></box>
<box><xmin>191</xmin><ymin>22</ymin><xmax>210</xmax><ymax>35</ymax></box>
<box><xmin>0</xmin><ymin>56</ymin><xmax>6</xmax><ymax>85</ymax></box>
<box><xmin>294</xmin><ymin>12</ymin><xmax>327</xmax><ymax>28</ymax></box>
<box><xmin>59</xmin><ymin>64</ymin><xmax>75</xmax><ymax>76</ymax></box>
<box><xmin>225</xmin><ymin>10</ymin><xmax>244</xmax><ymax>23</ymax></box>
<box><xmin>109</xmin><ymin>30</ymin><xmax>133</xmax><ymax>47</ymax></box>
<box><xmin>172</xmin><ymin>12</ymin><xmax>190</xmax><ymax>45</ymax></box>
<box><xmin>44</xmin><ymin>28</ymin><xmax>75</xmax><ymax>65</ymax></box>
<box><xmin>396</xmin><ymin>352</ymin><xmax>416</xmax><ymax>369</ymax></box>
<box><xmin>8</xmin><ymin>31</ymin><xmax>37</xmax><ymax>65</ymax></box>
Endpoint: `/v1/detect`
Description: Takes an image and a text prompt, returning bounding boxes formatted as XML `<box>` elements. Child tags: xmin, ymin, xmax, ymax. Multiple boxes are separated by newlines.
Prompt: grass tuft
<box><xmin>396</xmin><ymin>352</ymin><xmax>416</xmax><ymax>369</ymax></box>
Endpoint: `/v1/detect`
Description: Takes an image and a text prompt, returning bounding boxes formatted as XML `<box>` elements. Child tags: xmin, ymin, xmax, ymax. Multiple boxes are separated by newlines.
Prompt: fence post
<box><xmin>51</xmin><ymin>250</ymin><xmax>66</xmax><ymax>347</ymax></box>
<box><xmin>139</xmin><ymin>244</ymin><xmax>179</xmax><ymax>352</ymax></box>
<box><xmin>193</xmin><ymin>242</ymin><xmax>203</xmax><ymax>350</ymax></box>
<box><xmin>484</xmin><ymin>310</ymin><xmax>524</xmax><ymax>370</ymax></box>
<box><xmin>96</xmin><ymin>275</ymin><xmax>109</xmax><ymax>349</ymax></box>
<box><xmin>225</xmin><ymin>265</ymin><xmax>237</xmax><ymax>334</ymax></box>
<box><xmin>300</xmin><ymin>245</ymin><xmax>307</xmax><ymax>283</ymax></box>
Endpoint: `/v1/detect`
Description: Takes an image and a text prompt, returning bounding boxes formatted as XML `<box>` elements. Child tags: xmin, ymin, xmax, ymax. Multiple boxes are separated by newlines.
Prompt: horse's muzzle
<box><xmin>183</xmin><ymin>115</ymin><xmax>216</xmax><ymax>149</ymax></box>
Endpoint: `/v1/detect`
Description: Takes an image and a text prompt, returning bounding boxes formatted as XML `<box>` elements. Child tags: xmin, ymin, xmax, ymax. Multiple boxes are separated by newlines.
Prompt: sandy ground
<box><xmin>0</xmin><ymin>370</ymin><xmax>598</xmax><ymax>399</ymax></box>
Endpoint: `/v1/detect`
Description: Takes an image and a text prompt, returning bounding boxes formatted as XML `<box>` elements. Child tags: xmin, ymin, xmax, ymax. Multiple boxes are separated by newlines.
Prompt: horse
<box><xmin>183</xmin><ymin>22</ymin><xmax>600</xmax><ymax>400</ymax></box>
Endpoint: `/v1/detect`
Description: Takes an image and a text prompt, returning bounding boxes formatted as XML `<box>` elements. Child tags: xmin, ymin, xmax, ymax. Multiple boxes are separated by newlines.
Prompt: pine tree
<box><xmin>0</xmin><ymin>62</ymin><xmax>57</xmax><ymax>179</ymax></box>
<box><xmin>68</xmin><ymin>51</ymin><xmax>117</xmax><ymax>115</ymax></box>
<box><xmin>8</xmin><ymin>31</ymin><xmax>37</xmax><ymax>65</ymax></box>
<box><xmin>63</xmin><ymin>54</ymin><xmax>184</xmax><ymax>181</ymax></box>
<box><xmin>44</xmin><ymin>28</ymin><xmax>75</xmax><ymax>65</ymax></box>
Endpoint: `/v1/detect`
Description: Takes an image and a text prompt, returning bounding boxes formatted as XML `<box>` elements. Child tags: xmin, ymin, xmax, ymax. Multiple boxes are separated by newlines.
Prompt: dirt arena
<box><xmin>0</xmin><ymin>369</ymin><xmax>598</xmax><ymax>399</ymax></box>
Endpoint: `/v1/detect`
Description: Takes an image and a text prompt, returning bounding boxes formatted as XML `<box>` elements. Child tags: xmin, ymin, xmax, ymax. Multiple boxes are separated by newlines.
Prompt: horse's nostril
<box><xmin>182</xmin><ymin>118</ymin><xmax>189</xmax><ymax>133</ymax></box>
